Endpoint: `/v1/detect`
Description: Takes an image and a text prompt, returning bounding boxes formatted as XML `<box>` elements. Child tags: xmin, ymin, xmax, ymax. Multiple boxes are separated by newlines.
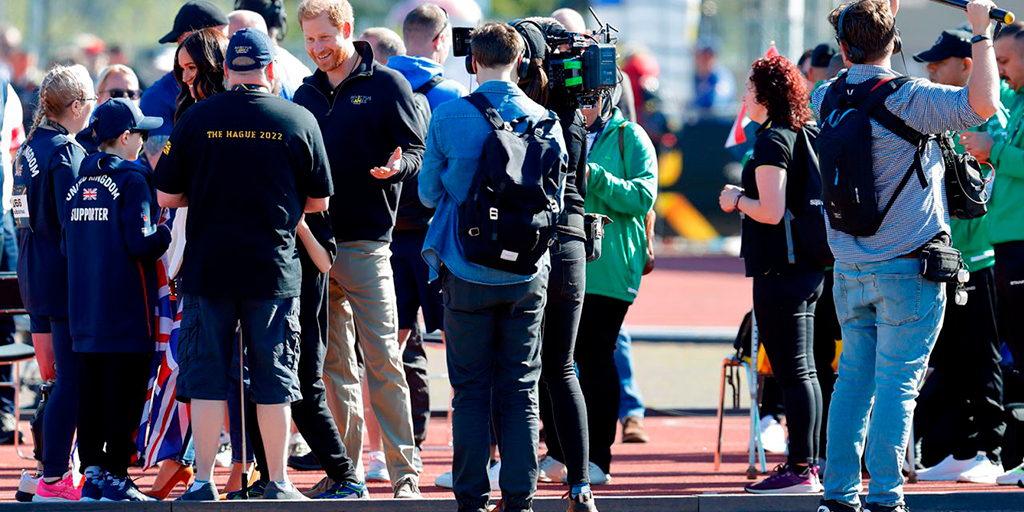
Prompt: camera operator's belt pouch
<box><xmin>917</xmin><ymin>233</ymin><xmax>965</xmax><ymax>283</ymax></box>
<box><xmin>557</xmin><ymin>211</ymin><xmax>587</xmax><ymax>240</ymax></box>
<box><xmin>584</xmin><ymin>213</ymin><xmax>612</xmax><ymax>262</ymax></box>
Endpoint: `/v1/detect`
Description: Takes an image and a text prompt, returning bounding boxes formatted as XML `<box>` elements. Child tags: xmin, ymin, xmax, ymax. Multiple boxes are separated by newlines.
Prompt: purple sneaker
<box><xmin>744</xmin><ymin>464</ymin><xmax>822</xmax><ymax>494</ymax></box>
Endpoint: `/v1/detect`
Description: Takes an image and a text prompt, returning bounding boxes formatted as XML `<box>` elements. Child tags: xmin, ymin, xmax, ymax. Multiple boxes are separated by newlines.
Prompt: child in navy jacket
<box><xmin>63</xmin><ymin>98</ymin><xmax>169</xmax><ymax>502</ymax></box>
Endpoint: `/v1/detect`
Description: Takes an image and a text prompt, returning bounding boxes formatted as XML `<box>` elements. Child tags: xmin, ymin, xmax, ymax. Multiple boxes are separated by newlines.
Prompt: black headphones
<box><xmin>464</xmin><ymin>22</ymin><xmax>537</xmax><ymax>78</ymax></box>
<box><xmin>235</xmin><ymin>0</ymin><xmax>287</xmax><ymax>40</ymax></box>
<box><xmin>836</xmin><ymin>0</ymin><xmax>901</xmax><ymax>63</ymax></box>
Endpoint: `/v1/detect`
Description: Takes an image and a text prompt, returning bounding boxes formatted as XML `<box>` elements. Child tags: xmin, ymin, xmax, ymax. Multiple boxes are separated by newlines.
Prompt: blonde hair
<box><xmin>15</xmin><ymin>64</ymin><xmax>93</xmax><ymax>174</ymax></box>
<box><xmin>96</xmin><ymin>64</ymin><xmax>138</xmax><ymax>93</ymax></box>
<box><xmin>297</xmin><ymin>0</ymin><xmax>353</xmax><ymax>31</ymax></box>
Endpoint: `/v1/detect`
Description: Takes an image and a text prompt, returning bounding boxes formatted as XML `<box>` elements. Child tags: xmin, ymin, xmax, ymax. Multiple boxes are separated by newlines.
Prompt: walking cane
<box><xmin>239</xmin><ymin>326</ymin><xmax>249</xmax><ymax>499</ymax></box>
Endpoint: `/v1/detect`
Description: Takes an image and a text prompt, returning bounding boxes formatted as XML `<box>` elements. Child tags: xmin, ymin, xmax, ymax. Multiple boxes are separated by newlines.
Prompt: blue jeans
<box><xmin>615</xmin><ymin>327</ymin><xmax>644</xmax><ymax>420</ymax></box>
<box><xmin>825</xmin><ymin>258</ymin><xmax>945</xmax><ymax>508</ymax></box>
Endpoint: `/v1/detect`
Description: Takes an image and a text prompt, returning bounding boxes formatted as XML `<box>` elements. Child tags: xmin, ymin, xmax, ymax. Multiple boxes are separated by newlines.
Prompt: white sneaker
<box><xmin>538</xmin><ymin>455</ymin><xmax>567</xmax><ymax>483</ymax></box>
<box><xmin>434</xmin><ymin>470</ymin><xmax>453</xmax><ymax>489</ymax></box>
<box><xmin>366</xmin><ymin>451</ymin><xmax>390</xmax><ymax>483</ymax></box>
<box><xmin>957</xmin><ymin>453</ymin><xmax>1004</xmax><ymax>483</ymax></box>
<box><xmin>16</xmin><ymin>471</ymin><xmax>39</xmax><ymax>502</ymax></box>
<box><xmin>996</xmin><ymin>461</ymin><xmax>1024</xmax><ymax>486</ymax></box>
<box><xmin>215</xmin><ymin>442</ymin><xmax>233</xmax><ymax>468</ymax></box>
<box><xmin>487</xmin><ymin>460</ymin><xmax>501</xmax><ymax>491</ymax></box>
<box><xmin>916</xmin><ymin>454</ymin><xmax>975</xmax><ymax>482</ymax></box>
<box><xmin>564</xmin><ymin>462</ymin><xmax>611</xmax><ymax>485</ymax></box>
<box><xmin>758</xmin><ymin>415</ymin><xmax>788</xmax><ymax>454</ymax></box>
<box><xmin>289</xmin><ymin>432</ymin><xmax>310</xmax><ymax>458</ymax></box>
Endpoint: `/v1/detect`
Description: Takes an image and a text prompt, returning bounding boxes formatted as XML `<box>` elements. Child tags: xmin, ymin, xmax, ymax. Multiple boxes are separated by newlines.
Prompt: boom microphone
<box><xmin>927</xmin><ymin>0</ymin><xmax>1016</xmax><ymax>24</ymax></box>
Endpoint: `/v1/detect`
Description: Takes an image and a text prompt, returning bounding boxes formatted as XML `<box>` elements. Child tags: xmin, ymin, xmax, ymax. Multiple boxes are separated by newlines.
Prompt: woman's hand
<box><xmin>719</xmin><ymin>185</ymin><xmax>744</xmax><ymax>213</ymax></box>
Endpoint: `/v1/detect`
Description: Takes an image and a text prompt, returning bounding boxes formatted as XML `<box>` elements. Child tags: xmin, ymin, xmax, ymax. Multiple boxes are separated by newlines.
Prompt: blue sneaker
<box><xmin>80</xmin><ymin>469</ymin><xmax>105</xmax><ymax>502</ymax></box>
<box><xmin>312</xmin><ymin>480</ymin><xmax>369</xmax><ymax>499</ymax></box>
<box><xmin>101</xmin><ymin>476</ymin><xmax>154</xmax><ymax>502</ymax></box>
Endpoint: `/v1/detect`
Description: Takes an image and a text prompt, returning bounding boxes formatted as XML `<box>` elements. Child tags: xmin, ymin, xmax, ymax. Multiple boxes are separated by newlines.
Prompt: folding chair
<box><xmin>0</xmin><ymin>271</ymin><xmax>35</xmax><ymax>460</ymax></box>
<box><xmin>715</xmin><ymin>311</ymin><xmax>767</xmax><ymax>477</ymax></box>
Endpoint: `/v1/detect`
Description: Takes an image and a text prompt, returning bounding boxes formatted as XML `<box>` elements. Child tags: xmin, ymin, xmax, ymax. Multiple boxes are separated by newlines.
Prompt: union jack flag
<box><xmin>83</xmin><ymin>188</ymin><xmax>98</xmax><ymax>200</ymax></box>
<box><xmin>135</xmin><ymin>209</ymin><xmax>190</xmax><ymax>469</ymax></box>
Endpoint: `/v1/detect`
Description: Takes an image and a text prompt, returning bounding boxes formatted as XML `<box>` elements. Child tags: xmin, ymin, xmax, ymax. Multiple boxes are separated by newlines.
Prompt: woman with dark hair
<box><xmin>511</xmin><ymin>18</ymin><xmax>598</xmax><ymax>512</ymax></box>
<box><xmin>719</xmin><ymin>54</ymin><xmax>826</xmax><ymax>494</ymax></box>
<box><xmin>173</xmin><ymin>28</ymin><xmax>228</xmax><ymax>123</ymax></box>
<box><xmin>146</xmin><ymin>27</ymin><xmax>228</xmax><ymax>501</ymax></box>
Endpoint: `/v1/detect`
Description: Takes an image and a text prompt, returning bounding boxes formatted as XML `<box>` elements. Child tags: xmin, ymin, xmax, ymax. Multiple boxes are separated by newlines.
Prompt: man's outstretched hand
<box><xmin>371</xmin><ymin>147</ymin><xmax>403</xmax><ymax>180</ymax></box>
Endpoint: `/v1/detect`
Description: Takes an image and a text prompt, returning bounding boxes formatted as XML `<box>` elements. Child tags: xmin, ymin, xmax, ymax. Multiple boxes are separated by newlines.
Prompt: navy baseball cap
<box><xmin>226</xmin><ymin>28</ymin><xmax>275</xmax><ymax>72</ymax></box>
<box><xmin>914</xmin><ymin>30</ymin><xmax>972</xmax><ymax>63</ymax></box>
<box><xmin>810</xmin><ymin>43</ymin><xmax>837</xmax><ymax>68</ymax></box>
<box><xmin>90</xmin><ymin>98</ymin><xmax>163</xmax><ymax>142</ymax></box>
<box><xmin>159</xmin><ymin>1</ymin><xmax>229</xmax><ymax>44</ymax></box>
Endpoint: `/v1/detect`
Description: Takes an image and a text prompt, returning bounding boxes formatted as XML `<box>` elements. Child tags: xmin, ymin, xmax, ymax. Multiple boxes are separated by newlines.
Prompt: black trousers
<box><xmin>932</xmin><ymin>265</ymin><xmax>1005</xmax><ymax>463</ymax></box>
<box><xmin>534</xmin><ymin>237</ymin><xmax>590</xmax><ymax>485</ymax></box>
<box><xmin>995</xmin><ymin>241</ymin><xmax>1024</xmax><ymax>370</ymax></box>
<box><xmin>814</xmin><ymin>269</ymin><xmax>841</xmax><ymax>461</ymax></box>
<box><xmin>403</xmin><ymin>324</ymin><xmax>430</xmax><ymax>448</ymax></box>
<box><xmin>545</xmin><ymin>293</ymin><xmax>627</xmax><ymax>475</ymax></box>
<box><xmin>77</xmin><ymin>352</ymin><xmax>154</xmax><ymax>478</ymax></box>
<box><xmin>753</xmin><ymin>270</ymin><xmax>824</xmax><ymax>467</ymax></box>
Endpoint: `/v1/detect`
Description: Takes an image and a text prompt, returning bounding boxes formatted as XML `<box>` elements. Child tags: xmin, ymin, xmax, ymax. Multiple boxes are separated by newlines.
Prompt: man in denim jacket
<box><xmin>418</xmin><ymin>22</ymin><xmax>566</xmax><ymax>512</ymax></box>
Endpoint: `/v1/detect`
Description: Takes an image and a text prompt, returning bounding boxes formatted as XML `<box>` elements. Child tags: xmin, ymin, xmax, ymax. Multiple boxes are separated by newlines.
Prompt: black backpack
<box><xmin>819</xmin><ymin>74</ymin><xmax>932</xmax><ymax>237</ymax></box>
<box><xmin>411</xmin><ymin>75</ymin><xmax>444</xmax><ymax>133</ymax></box>
<box><xmin>783</xmin><ymin>125</ymin><xmax>834</xmax><ymax>268</ymax></box>
<box><xmin>458</xmin><ymin>93</ymin><xmax>564</xmax><ymax>275</ymax></box>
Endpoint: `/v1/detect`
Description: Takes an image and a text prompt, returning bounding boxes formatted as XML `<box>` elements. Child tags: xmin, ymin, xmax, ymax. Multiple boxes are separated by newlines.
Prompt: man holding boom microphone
<box><xmin>811</xmin><ymin>1</ymin><xmax>1001</xmax><ymax>511</ymax></box>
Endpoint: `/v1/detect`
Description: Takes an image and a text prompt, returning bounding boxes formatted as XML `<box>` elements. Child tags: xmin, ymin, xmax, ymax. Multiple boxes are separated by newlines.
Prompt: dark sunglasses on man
<box><xmin>102</xmin><ymin>88</ymin><xmax>141</xmax><ymax>100</ymax></box>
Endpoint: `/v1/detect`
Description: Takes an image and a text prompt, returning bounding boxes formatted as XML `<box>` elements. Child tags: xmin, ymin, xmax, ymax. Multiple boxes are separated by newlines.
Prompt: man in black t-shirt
<box><xmin>154</xmin><ymin>28</ymin><xmax>333</xmax><ymax>501</ymax></box>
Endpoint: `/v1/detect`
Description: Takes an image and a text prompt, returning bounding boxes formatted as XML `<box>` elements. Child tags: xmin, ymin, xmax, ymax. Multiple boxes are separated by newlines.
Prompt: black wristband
<box><xmin>971</xmin><ymin>34</ymin><xmax>991</xmax><ymax>44</ymax></box>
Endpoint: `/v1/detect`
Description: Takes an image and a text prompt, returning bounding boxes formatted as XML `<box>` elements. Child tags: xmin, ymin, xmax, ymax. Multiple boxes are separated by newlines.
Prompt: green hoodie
<box><xmin>987</xmin><ymin>84</ymin><xmax>1024</xmax><ymax>247</ymax></box>
<box><xmin>949</xmin><ymin>85</ymin><xmax>1009</xmax><ymax>271</ymax></box>
<box><xmin>584</xmin><ymin>108</ymin><xmax>659</xmax><ymax>304</ymax></box>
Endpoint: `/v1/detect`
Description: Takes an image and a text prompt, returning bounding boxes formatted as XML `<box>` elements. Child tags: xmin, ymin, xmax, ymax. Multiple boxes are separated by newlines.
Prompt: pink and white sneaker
<box><xmin>33</xmin><ymin>472</ymin><xmax>81</xmax><ymax>502</ymax></box>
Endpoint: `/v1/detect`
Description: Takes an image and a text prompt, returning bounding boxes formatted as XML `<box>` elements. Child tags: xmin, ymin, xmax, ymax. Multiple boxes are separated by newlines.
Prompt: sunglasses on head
<box><xmin>432</xmin><ymin>6</ymin><xmax>451</xmax><ymax>43</ymax></box>
<box><xmin>103</xmin><ymin>88</ymin><xmax>141</xmax><ymax>100</ymax></box>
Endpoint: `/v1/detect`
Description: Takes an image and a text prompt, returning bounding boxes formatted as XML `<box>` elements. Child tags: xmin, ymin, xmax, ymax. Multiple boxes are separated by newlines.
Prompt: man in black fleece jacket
<box><xmin>293</xmin><ymin>0</ymin><xmax>424</xmax><ymax>499</ymax></box>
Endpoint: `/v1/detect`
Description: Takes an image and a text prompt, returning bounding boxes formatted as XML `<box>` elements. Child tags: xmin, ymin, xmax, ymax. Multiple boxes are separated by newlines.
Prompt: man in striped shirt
<box><xmin>810</xmin><ymin>1</ymin><xmax>1001</xmax><ymax>512</ymax></box>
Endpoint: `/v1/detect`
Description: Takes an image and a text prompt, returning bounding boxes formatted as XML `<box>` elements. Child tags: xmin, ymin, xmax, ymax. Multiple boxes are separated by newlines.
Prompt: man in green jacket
<box><xmin>912</xmin><ymin>29</ymin><xmax>1007</xmax><ymax>485</ymax></box>
<box><xmin>958</xmin><ymin>20</ymin><xmax>1024</xmax><ymax>486</ymax></box>
<box><xmin>574</xmin><ymin>100</ymin><xmax>657</xmax><ymax>484</ymax></box>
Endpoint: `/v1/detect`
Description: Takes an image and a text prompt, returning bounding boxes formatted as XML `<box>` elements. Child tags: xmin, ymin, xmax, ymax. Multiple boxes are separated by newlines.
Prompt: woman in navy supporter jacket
<box><xmin>13</xmin><ymin>64</ymin><xmax>95</xmax><ymax>501</ymax></box>
<box><xmin>64</xmin><ymin>98</ymin><xmax>169</xmax><ymax>502</ymax></box>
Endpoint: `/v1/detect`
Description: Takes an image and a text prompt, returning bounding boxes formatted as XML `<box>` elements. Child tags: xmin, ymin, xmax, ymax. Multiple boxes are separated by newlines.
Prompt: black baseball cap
<box><xmin>810</xmin><ymin>43</ymin><xmax>837</xmax><ymax>68</ymax></box>
<box><xmin>913</xmin><ymin>30</ymin><xmax>972</xmax><ymax>63</ymax></box>
<box><xmin>90</xmin><ymin>98</ymin><xmax>163</xmax><ymax>142</ymax></box>
<box><xmin>226</xmin><ymin>28</ymin><xmax>275</xmax><ymax>72</ymax></box>
<box><xmin>159</xmin><ymin>1</ymin><xmax>229</xmax><ymax>44</ymax></box>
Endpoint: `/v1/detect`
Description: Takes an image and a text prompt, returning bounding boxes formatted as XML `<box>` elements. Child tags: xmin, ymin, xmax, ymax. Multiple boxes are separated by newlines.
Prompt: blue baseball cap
<box><xmin>90</xmin><ymin>98</ymin><xmax>163</xmax><ymax>142</ymax></box>
<box><xmin>226</xmin><ymin>28</ymin><xmax>275</xmax><ymax>72</ymax></box>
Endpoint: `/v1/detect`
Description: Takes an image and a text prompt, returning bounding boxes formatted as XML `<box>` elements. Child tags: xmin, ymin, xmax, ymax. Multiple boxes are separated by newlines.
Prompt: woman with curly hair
<box><xmin>719</xmin><ymin>54</ymin><xmax>826</xmax><ymax>494</ymax></box>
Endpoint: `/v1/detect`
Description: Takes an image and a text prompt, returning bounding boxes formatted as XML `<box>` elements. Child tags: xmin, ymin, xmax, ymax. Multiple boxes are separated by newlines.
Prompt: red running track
<box><xmin>0</xmin><ymin>416</ymin><xmax>1013</xmax><ymax>501</ymax></box>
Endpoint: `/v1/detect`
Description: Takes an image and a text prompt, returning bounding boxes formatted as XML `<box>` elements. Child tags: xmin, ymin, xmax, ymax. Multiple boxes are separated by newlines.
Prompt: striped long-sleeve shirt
<box><xmin>811</xmin><ymin>64</ymin><xmax>986</xmax><ymax>263</ymax></box>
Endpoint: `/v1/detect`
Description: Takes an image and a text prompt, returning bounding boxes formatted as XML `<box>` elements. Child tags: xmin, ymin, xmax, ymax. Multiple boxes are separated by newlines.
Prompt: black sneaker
<box><xmin>865</xmin><ymin>504</ymin><xmax>910</xmax><ymax>512</ymax></box>
<box><xmin>101</xmin><ymin>476</ymin><xmax>154</xmax><ymax>502</ymax></box>
<box><xmin>177</xmin><ymin>481</ymin><xmax>219</xmax><ymax>501</ymax></box>
<box><xmin>288</xmin><ymin>451</ymin><xmax>322</xmax><ymax>471</ymax></box>
<box><xmin>817</xmin><ymin>499</ymin><xmax>863</xmax><ymax>512</ymax></box>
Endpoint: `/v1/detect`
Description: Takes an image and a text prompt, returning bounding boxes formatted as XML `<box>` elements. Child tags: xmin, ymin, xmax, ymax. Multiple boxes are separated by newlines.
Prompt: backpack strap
<box><xmin>465</xmin><ymin>93</ymin><xmax>506</xmax><ymax>131</ymax></box>
<box><xmin>618</xmin><ymin>123</ymin><xmax>626</xmax><ymax>161</ymax></box>
<box><xmin>415</xmin><ymin>75</ymin><xmax>445</xmax><ymax>95</ymax></box>
<box><xmin>862</xmin><ymin>76</ymin><xmax>926</xmax><ymax>147</ymax></box>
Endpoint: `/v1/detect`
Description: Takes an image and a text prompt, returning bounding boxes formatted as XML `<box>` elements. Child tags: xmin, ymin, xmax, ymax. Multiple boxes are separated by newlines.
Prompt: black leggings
<box><xmin>814</xmin><ymin>269</ymin><xmax>841</xmax><ymax>461</ymax></box>
<box><xmin>77</xmin><ymin>352</ymin><xmax>154</xmax><ymax>478</ymax></box>
<box><xmin>995</xmin><ymin>241</ymin><xmax>1024</xmax><ymax>370</ymax></box>
<box><xmin>753</xmin><ymin>270</ymin><xmax>824</xmax><ymax>467</ymax></box>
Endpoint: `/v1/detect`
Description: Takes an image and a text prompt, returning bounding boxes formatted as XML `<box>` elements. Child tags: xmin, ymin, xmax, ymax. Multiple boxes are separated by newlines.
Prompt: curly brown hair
<box><xmin>750</xmin><ymin>55</ymin><xmax>813</xmax><ymax>131</ymax></box>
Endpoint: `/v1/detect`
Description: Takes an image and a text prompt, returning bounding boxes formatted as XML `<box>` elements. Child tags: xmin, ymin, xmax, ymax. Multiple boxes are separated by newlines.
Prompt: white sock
<box><xmin>189</xmin><ymin>480</ymin><xmax>210</xmax><ymax>493</ymax></box>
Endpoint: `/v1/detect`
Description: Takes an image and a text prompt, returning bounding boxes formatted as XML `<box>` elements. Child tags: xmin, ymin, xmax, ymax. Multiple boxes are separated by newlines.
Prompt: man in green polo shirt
<box><xmin>913</xmin><ymin>28</ymin><xmax>1009</xmax><ymax>485</ymax></box>
<box><xmin>959</xmin><ymin>21</ymin><xmax>1024</xmax><ymax>487</ymax></box>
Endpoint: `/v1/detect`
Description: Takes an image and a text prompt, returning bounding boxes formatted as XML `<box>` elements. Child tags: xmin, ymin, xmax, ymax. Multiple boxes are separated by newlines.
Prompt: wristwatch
<box><xmin>733</xmin><ymin>193</ymin><xmax>742</xmax><ymax>210</ymax></box>
<box><xmin>971</xmin><ymin>34</ymin><xmax>991</xmax><ymax>44</ymax></box>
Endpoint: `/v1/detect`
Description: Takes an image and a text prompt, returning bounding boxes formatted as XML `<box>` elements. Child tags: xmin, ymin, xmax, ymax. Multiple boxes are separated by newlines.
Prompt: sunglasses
<box><xmin>67</xmin><ymin>96</ymin><xmax>98</xmax><ymax>107</ymax></box>
<box><xmin>102</xmin><ymin>88</ymin><xmax>141</xmax><ymax>100</ymax></box>
<box><xmin>432</xmin><ymin>6</ymin><xmax>451</xmax><ymax>43</ymax></box>
<box><xmin>129</xmin><ymin>129</ymin><xmax>150</xmax><ymax>142</ymax></box>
